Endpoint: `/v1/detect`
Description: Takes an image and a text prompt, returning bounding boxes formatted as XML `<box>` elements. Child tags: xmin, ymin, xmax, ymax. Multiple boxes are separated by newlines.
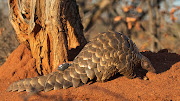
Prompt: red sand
<box><xmin>0</xmin><ymin>44</ymin><xmax>179</xmax><ymax>101</ymax></box>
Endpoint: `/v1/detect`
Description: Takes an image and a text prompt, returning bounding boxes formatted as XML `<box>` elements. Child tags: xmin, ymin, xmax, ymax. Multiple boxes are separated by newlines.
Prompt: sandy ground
<box><xmin>0</xmin><ymin>44</ymin><xmax>179</xmax><ymax>101</ymax></box>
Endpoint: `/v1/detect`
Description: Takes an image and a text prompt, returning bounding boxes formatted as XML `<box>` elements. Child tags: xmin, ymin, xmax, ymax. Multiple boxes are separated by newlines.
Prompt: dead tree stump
<box><xmin>8</xmin><ymin>0</ymin><xmax>87</xmax><ymax>75</ymax></box>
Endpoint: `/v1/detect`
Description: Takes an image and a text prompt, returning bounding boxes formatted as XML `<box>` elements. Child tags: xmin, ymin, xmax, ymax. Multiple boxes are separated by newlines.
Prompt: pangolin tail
<box><xmin>7</xmin><ymin>70</ymin><xmax>79</xmax><ymax>92</ymax></box>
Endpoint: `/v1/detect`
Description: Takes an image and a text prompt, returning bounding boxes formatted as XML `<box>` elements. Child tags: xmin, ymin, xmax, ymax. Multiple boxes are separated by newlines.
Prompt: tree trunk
<box><xmin>8</xmin><ymin>0</ymin><xmax>87</xmax><ymax>75</ymax></box>
<box><xmin>147</xmin><ymin>0</ymin><xmax>163</xmax><ymax>52</ymax></box>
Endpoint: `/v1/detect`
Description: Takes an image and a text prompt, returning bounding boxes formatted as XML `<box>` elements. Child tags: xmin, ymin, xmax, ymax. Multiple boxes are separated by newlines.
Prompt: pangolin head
<box><xmin>141</xmin><ymin>55</ymin><xmax>156</xmax><ymax>73</ymax></box>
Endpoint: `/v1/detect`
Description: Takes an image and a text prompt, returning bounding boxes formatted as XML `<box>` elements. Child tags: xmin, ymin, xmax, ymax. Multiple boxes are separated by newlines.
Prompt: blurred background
<box><xmin>0</xmin><ymin>0</ymin><xmax>180</xmax><ymax>65</ymax></box>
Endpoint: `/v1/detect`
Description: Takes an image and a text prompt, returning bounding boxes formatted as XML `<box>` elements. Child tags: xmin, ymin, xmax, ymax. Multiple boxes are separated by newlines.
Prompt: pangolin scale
<box><xmin>7</xmin><ymin>31</ymin><xmax>155</xmax><ymax>92</ymax></box>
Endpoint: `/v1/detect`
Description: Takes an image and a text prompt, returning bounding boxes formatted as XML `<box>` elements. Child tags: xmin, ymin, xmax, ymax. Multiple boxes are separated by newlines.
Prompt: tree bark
<box><xmin>8</xmin><ymin>0</ymin><xmax>87</xmax><ymax>75</ymax></box>
<box><xmin>147</xmin><ymin>0</ymin><xmax>163</xmax><ymax>52</ymax></box>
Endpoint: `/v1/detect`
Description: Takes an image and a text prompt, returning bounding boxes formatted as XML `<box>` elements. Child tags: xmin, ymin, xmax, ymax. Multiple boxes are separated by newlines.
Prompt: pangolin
<box><xmin>7</xmin><ymin>31</ymin><xmax>155</xmax><ymax>92</ymax></box>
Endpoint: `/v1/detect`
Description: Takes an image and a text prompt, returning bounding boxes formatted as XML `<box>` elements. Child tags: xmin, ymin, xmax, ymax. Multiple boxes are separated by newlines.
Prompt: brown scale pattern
<box><xmin>7</xmin><ymin>31</ymin><xmax>156</xmax><ymax>92</ymax></box>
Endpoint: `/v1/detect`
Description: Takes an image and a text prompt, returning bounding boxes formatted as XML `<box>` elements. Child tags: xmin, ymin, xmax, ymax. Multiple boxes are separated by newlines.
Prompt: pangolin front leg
<box><xmin>7</xmin><ymin>31</ymin><xmax>155</xmax><ymax>92</ymax></box>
